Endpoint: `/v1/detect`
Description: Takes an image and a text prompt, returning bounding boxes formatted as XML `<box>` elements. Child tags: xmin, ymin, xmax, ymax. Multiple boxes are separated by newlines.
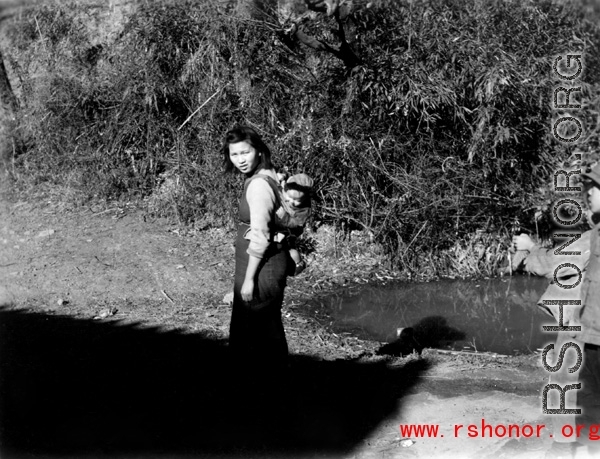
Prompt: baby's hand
<box><xmin>276</xmin><ymin>171</ymin><xmax>288</xmax><ymax>186</ymax></box>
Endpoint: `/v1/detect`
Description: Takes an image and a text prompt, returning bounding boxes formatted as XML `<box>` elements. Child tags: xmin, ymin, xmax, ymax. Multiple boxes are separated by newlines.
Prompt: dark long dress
<box><xmin>229</xmin><ymin>173</ymin><xmax>290</xmax><ymax>369</ymax></box>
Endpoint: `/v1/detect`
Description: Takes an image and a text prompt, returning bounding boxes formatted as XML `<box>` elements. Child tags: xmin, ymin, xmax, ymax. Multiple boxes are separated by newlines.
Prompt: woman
<box><xmin>223</xmin><ymin>125</ymin><xmax>290</xmax><ymax>371</ymax></box>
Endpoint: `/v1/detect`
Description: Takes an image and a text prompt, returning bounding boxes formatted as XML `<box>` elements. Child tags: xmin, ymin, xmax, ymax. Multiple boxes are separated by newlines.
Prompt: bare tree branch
<box><xmin>288</xmin><ymin>0</ymin><xmax>360</xmax><ymax>68</ymax></box>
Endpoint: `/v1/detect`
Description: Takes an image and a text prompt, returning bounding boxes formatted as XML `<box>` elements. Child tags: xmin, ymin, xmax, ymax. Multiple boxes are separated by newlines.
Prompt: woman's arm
<box><xmin>245</xmin><ymin>176</ymin><xmax>277</xmax><ymax>258</ymax></box>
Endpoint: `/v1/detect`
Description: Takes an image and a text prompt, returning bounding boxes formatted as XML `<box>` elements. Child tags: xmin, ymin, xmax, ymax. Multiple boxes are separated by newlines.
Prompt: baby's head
<box><xmin>283</xmin><ymin>173</ymin><xmax>313</xmax><ymax>210</ymax></box>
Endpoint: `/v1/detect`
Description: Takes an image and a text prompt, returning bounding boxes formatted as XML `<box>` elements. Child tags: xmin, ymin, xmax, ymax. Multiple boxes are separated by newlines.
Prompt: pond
<box><xmin>317</xmin><ymin>275</ymin><xmax>560</xmax><ymax>356</ymax></box>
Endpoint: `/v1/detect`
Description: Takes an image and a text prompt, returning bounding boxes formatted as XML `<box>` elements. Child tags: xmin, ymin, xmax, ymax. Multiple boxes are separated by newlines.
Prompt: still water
<box><xmin>319</xmin><ymin>275</ymin><xmax>559</xmax><ymax>355</ymax></box>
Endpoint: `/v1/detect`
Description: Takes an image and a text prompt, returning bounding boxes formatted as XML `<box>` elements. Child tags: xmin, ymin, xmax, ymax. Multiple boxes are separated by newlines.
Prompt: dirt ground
<box><xmin>0</xmin><ymin>190</ymin><xmax>587</xmax><ymax>459</ymax></box>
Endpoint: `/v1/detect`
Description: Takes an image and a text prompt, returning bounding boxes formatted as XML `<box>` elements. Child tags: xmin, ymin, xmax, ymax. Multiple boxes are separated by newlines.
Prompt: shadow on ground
<box><xmin>0</xmin><ymin>307</ymin><xmax>429</xmax><ymax>459</ymax></box>
<box><xmin>378</xmin><ymin>315</ymin><xmax>466</xmax><ymax>356</ymax></box>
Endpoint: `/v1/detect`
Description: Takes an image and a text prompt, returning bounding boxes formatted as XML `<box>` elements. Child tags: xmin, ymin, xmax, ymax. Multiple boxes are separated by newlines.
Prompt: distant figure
<box><xmin>509</xmin><ymin>175</ymin><xmax>594</xmax><ymax>459</ymax></box>
<box><xmin>571</xmin><ymin>164</ymin><xmax>600</xmax><ymax>459</ymax></box>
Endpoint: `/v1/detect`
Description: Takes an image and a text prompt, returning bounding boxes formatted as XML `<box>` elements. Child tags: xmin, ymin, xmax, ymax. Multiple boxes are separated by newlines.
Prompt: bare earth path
<box><xmin>0</xmin><ymin>193</ymin><xmax>572</xmax><ymax>459</ymax></box>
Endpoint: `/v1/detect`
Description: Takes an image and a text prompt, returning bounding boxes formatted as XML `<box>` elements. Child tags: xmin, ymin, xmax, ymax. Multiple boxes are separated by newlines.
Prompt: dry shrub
<box><xmin>3</xmin><ymin>0</ymin><xmax>600</xmax><ymax>277</ymax></box>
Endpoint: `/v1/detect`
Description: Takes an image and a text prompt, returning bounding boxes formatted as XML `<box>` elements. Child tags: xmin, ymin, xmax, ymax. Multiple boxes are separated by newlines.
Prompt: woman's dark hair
<box><xmin>222</xmin><ymin>125</ymin><xmax>274</xmax><ymax>173</ymax></box>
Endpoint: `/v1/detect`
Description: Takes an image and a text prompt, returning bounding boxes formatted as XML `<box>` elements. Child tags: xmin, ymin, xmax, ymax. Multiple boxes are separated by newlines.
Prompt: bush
<box><xmin>3</xmin><ymin>0</ymin><xmax>600</xmax><ymax>276</ymax></box>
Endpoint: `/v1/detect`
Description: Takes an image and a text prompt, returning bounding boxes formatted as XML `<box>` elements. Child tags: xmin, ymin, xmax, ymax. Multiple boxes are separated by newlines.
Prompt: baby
<box><xmin>275</xmin><ymin>173</ymin><xmax>313</xmax><ymax>276</ymax></box>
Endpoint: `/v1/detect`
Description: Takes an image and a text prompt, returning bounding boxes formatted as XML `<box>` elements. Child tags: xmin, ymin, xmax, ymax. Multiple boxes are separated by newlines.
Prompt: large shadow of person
<box><xmin>0</xmin><ymin>307</ymin><xmax>429</xmax><ymax>459</ymax></box>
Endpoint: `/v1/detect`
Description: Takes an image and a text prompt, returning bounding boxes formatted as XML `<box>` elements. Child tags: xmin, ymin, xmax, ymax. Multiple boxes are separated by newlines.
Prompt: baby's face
<box><xmin>284</xmin><ymin>189</ymin><xmax>306</xmax><ymax>209</ymax></box>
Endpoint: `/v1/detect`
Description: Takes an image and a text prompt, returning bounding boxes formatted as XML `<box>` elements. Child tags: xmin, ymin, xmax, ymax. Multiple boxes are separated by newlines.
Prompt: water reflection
<box><xmin>318</xmin><ymin>275</ymin><xmax>557</xmax><ymax>355</ymax></box>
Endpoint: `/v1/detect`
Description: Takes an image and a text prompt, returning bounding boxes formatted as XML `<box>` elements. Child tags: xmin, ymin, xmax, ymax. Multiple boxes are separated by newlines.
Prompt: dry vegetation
<box><xmin>2</xmin><ymin>0</ymin><xmax>600</xmax><ymax>278</ymax></box>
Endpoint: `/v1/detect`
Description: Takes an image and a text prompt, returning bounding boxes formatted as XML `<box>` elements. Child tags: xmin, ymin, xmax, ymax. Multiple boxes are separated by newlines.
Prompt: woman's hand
<box><xmin>240</xmin><ymin>278</ymin><xmax>255</xmax><ymax>302</ymax></box>
<box><xmin>512</xmin><ymin>233</ymin><xmax>535</xmax><ymax>252</ymax></box>
<box><xmin>241</xmin><ymin>255</ymin><xmax>261</xmax><ymax>302</ymax></box>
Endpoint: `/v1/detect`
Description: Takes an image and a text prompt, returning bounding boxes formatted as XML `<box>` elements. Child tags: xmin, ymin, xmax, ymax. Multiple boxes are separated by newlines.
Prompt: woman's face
<box><xmin>228</xmin><ymin>141</ymin><xmax>260</xmax><ymax>175</ymax></box>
